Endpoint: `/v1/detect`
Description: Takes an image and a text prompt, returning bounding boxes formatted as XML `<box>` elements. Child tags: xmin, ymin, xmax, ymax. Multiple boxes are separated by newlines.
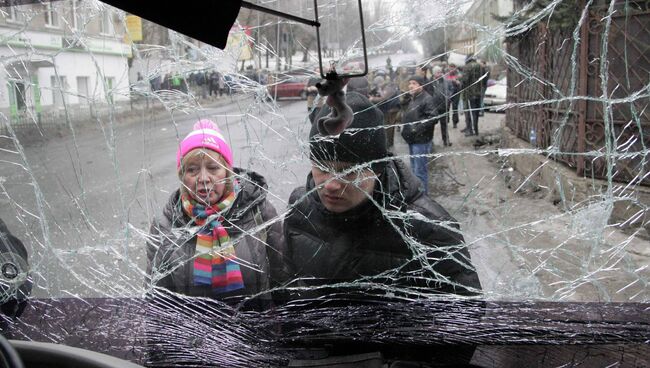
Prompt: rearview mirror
<box><xmin>239</xmin><ymin>0</ymin><xmax>369</xmax><ymax>79</ymax></box>
<box><xmin>313</xmin><ymin>0</ymin><xmax>368</xmax><ymax>79</ymax></box>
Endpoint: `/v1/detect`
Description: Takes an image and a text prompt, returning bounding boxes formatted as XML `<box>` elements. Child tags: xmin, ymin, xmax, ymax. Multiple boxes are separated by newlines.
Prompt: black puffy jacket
<box><xmin>283</xmin><ymin>159</ymin><xmax>482</xmax><ymax>298</ymax></box>
<box><xmin>400</xmin><ymin>90</ymin><xmax>445</xmax><ymax>144</ymax></box>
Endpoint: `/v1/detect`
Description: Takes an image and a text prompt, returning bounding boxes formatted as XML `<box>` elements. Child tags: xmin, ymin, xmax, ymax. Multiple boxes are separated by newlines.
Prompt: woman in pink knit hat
<box><xmin>146</xmin><ymin>119</ymin><xmax>289</xmax><ymax>308</ymax></box>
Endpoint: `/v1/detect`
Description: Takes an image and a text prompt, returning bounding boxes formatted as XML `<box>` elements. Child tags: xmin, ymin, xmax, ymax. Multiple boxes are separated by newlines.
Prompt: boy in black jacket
<box><xmin>283</xmin><ymin>92</ymin><xmax>481</xmax><ymax>300</ymax></box>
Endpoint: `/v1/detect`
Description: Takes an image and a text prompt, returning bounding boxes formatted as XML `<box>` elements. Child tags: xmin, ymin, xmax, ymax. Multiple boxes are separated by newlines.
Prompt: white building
<box><xmin>449</xmin><ymin>0</ymin><xmax>513</xmax><ymax>60</ymax></box>
<box><xmin>0</xmin><ymin>1</ymin><xmax>130</xmax><ymax>121</ymax></box>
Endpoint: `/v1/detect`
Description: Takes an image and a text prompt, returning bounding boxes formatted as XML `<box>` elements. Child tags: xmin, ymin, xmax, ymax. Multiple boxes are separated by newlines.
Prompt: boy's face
<box><xmin>311</xmin><ymin>160</ymin><xmax>377</xmax><ymax>213</ymax></box>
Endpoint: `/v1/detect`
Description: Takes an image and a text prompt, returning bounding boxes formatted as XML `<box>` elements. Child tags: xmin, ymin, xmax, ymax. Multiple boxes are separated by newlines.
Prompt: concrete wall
<box><xmin>501</xmin><ymin>123</ymin><xmax>650</xmax><ymax>230</ymax></box>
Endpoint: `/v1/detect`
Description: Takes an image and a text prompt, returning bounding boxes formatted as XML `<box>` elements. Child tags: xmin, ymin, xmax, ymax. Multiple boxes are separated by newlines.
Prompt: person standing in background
<box><xmin>460</xmin><ymin>55</ymin><xmax>483</xmax><ymax>136</ymax></box>
<box><xmin>479</xmin><ymin>60</ymin><xmax>490</xmax><ymax>117</ymax></box>
<box><xmin>431</xmin><ymin>66</ymin><xmax>452</xmax><ymax>147</ymax></box>
<box><xmin>445</xmin><ymin>64</ymin><xmax>462</xmax><ymax>129</ymax></box>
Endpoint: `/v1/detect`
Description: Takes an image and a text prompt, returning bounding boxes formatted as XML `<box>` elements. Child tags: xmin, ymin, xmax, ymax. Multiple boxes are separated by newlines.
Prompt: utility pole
<box><xmin>265</xmin><ymin>36</ymin><xmax>269</xmax><ymax>68</ymax></box>
<box><xmin>276</xmin><ymin>1</ymin><xmax>281</xmax><ymax>72</ymax></box>
<box><xmin>335</xmin><ymin>1</ymin><xmax>340</xmax><ymax>56</ymax></box>
<box><xmin>257</xmin><ymin>5</ymin><xmax>261</xmax><ymax>71</ymax></box>
<box><xmin>287</xmin><ymin>31</ymin><xmax>292</xmax><ymax>70</ymax></box>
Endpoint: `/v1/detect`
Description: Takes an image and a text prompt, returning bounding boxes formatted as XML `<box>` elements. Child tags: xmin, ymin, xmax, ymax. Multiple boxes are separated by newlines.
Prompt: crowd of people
<box><xmin>306</xmin><ymin>54</ymin><xmax>492</xmax><ymax>194</ymax></box>
<box><xmin>140</xmin><ymin>70</ymin><xmax>239</xmax><ymax>99</ymax></box>
<box><xmin>368</xmin><ymin>54</ymin><xmax>491</xmax><ymax>144</ymax></box>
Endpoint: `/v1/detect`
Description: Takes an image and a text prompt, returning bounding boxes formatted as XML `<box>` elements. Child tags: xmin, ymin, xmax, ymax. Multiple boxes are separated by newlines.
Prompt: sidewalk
<box><xmin>392</xmin><ymin>113</ymin><xmax>650</xmax><ymax>302</ymax></box>
<box><xmin>1</xmin><ymin>93</ymin><xmax>249</xmax><ymax>148</ymax></box>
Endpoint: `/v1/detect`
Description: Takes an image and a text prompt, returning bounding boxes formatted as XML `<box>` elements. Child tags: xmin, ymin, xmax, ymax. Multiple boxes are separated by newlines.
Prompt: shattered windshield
<box><xmin>0</xmin><ymin>0</ymin><xmax>648</xmax><ymax>366</ymax></box>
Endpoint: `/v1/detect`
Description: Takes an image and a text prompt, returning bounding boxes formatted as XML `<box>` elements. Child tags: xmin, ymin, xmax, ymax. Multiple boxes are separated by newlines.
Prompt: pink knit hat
<box><xmin>177</xmin><ymin>119</ymin><xmax>233</xmax><ymax>168</ymax></box>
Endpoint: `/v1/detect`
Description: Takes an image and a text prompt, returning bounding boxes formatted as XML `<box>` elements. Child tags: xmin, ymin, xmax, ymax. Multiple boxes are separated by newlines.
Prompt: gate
<box><xmin>506</xmin><ymin>0</ymin><xmax>650</xmax><ymax>185</ymax></box>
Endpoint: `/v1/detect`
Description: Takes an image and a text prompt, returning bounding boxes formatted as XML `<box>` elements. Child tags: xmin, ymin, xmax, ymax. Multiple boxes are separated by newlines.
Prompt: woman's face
<box><xmin>180</xmin><ymin>149</ymin><xmax>229</xmax><ymax>206</ymax></box>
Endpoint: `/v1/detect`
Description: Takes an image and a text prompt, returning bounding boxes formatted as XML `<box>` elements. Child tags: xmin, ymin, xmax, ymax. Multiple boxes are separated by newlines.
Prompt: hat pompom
<box><xmin>309</xmin><ymin>92</ymin><xmax>387</xmax><ymax>172</ymax></box>
<box><xmin>193</xmin><ymin>119</ymin><xmax>219</xmax><ymax>131</ymax></box>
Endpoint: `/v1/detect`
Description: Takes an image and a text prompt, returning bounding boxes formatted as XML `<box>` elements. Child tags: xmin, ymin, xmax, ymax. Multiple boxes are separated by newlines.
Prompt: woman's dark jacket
<box><xmin>147</xmin><ymin>169</ymin><xmax>287</xmax><ymax>307</ymax></box>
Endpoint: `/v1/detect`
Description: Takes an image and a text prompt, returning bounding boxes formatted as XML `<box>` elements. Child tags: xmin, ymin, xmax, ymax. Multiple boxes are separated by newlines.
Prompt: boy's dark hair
<box><xmin>309</xmin><ymin>92</ymin><xmax>387</xmax><ymax>172</ymax></box>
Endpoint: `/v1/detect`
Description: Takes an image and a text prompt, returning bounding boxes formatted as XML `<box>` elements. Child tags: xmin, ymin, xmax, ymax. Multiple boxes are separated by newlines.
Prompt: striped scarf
<box><xmin>180</xmin><ymin>184</ymin><xmax>244</xmax><ymax>294</ymax></box>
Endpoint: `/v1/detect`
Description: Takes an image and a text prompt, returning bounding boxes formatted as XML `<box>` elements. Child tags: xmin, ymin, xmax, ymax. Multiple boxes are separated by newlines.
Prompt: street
<box><xmin>1</xmin><ymin>51</ymin><xmax>421</xmax><ymax>298</ymax></box>
<box><xmin>1</xmin><ymin>92</ymin><xmax>648</xmax><ymax>301</ymax></box>
<box><xmin>0</xmin><ymin>96</ymin><xmax>312</xmax><ymax>297</ymax></box>
<box><xmin>392</xmin><ymin>113</ymin><xmax>650</xmax><ymax>302</ymax></box>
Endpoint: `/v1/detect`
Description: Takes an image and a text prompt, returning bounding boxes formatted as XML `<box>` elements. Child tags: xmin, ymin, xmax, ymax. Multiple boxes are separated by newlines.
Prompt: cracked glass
<box><xmin>0</xmin><ymin>0</ymin><xmax>648</xmax><ymax>367</ymax></box>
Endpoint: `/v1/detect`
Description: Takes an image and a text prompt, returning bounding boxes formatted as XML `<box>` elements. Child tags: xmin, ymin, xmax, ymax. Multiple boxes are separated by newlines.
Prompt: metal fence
<box><xmin>506</xmin><ymin>0</ymin><xmax>650</xmax><ymax>185</ymax></box>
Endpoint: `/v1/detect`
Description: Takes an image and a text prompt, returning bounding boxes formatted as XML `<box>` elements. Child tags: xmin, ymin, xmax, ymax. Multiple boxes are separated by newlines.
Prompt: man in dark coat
<box><xmin>479</xmin><ymin>59</ymin><xmax>490</xmax><ymax>117</ymax></box>
<box><xmin>399</xmin><ymin>75</ymin><xmax>445</xmax><ymax>195</ymax></box>
<box><xmin>282</xmin><ymin>92</ymin><xmax>482</xmax><ymax>302</ymax></box>
<box><xmin>431</xmin><ymin>66</ymin><xmax>452</xmax><ymax>147</ymax></box>
<box><xmin>460</xmin><ymin>55</ymin><xmax>484</xmax><ymax>136</ymax></box>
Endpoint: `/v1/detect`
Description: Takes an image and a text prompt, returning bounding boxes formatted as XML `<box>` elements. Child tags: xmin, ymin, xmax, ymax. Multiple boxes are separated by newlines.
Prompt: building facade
<box><xmin>448</xmin><ymin>0</ymin><xmax>513</xmax><ymax>60</ymax></box>
<box><xmin>0</xmin><ymin>0</ymin><xmax>130</xmax><ymax>122</ymax></box>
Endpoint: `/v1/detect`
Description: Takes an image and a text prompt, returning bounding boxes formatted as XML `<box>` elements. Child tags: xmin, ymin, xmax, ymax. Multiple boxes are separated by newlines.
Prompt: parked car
<box><xmin>338</xmin><ymin>61</ymin><xmax>367</xmax><ymax>76</ymax></box>
<box><xmin>483</xmin><ymin>77</ymin><xmax>507</xmax><ymax>110</ymax></box>
<box><xmin>267</xmin><ymin>76</ymin><xmax>309</xmax><ymax>100</ymax></box>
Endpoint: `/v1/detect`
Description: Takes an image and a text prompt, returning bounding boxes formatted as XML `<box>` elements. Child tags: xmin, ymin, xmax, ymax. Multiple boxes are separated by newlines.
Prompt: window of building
<box><xmin>76</xmin><ymin>76</ymin><xmax>89</xmax><ymax>102</ymax></box>
<box><xmin>51</xmin><ymin>75</ymin><xmax>68</xmax><ymax>107</ymax></box>
<box><xmin>12</xmin><ymin>81</ymin><xmax>26</xmax><ymax>110</ymax></box>
<box><xmin>72</xmin><ymin>0</ymin><xmax>83</xmax><ymax>30</ymax></box>
<box><xmin>100</xmin><ymin>10</ymin><xmax>113</xmax><ymax>35</ymax></box>
<box><xmin>7</xmin><ymin>2</ymin><xmax>24</xmax><ymax>24</ymax></box>
<box><xmin>105</xmin><ymin>76</ymin><xmax>115</xmax><ymax>103</ymax></box>
<box><xmin>44</xmin><ymin>2</ymin><xmax>59</xmax><ymax>28</ymax></box>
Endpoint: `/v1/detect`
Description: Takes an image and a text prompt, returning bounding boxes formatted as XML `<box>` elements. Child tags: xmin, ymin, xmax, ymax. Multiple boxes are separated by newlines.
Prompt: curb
<box><xmin>0</xmin><ymin>95</ymin><xmax>247</xmax><ymax>148</ymax></box>
<box><xmin>501</xmin><ymin>125</ymin><xmax>650</xmax><ymax>229</ymax></box>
